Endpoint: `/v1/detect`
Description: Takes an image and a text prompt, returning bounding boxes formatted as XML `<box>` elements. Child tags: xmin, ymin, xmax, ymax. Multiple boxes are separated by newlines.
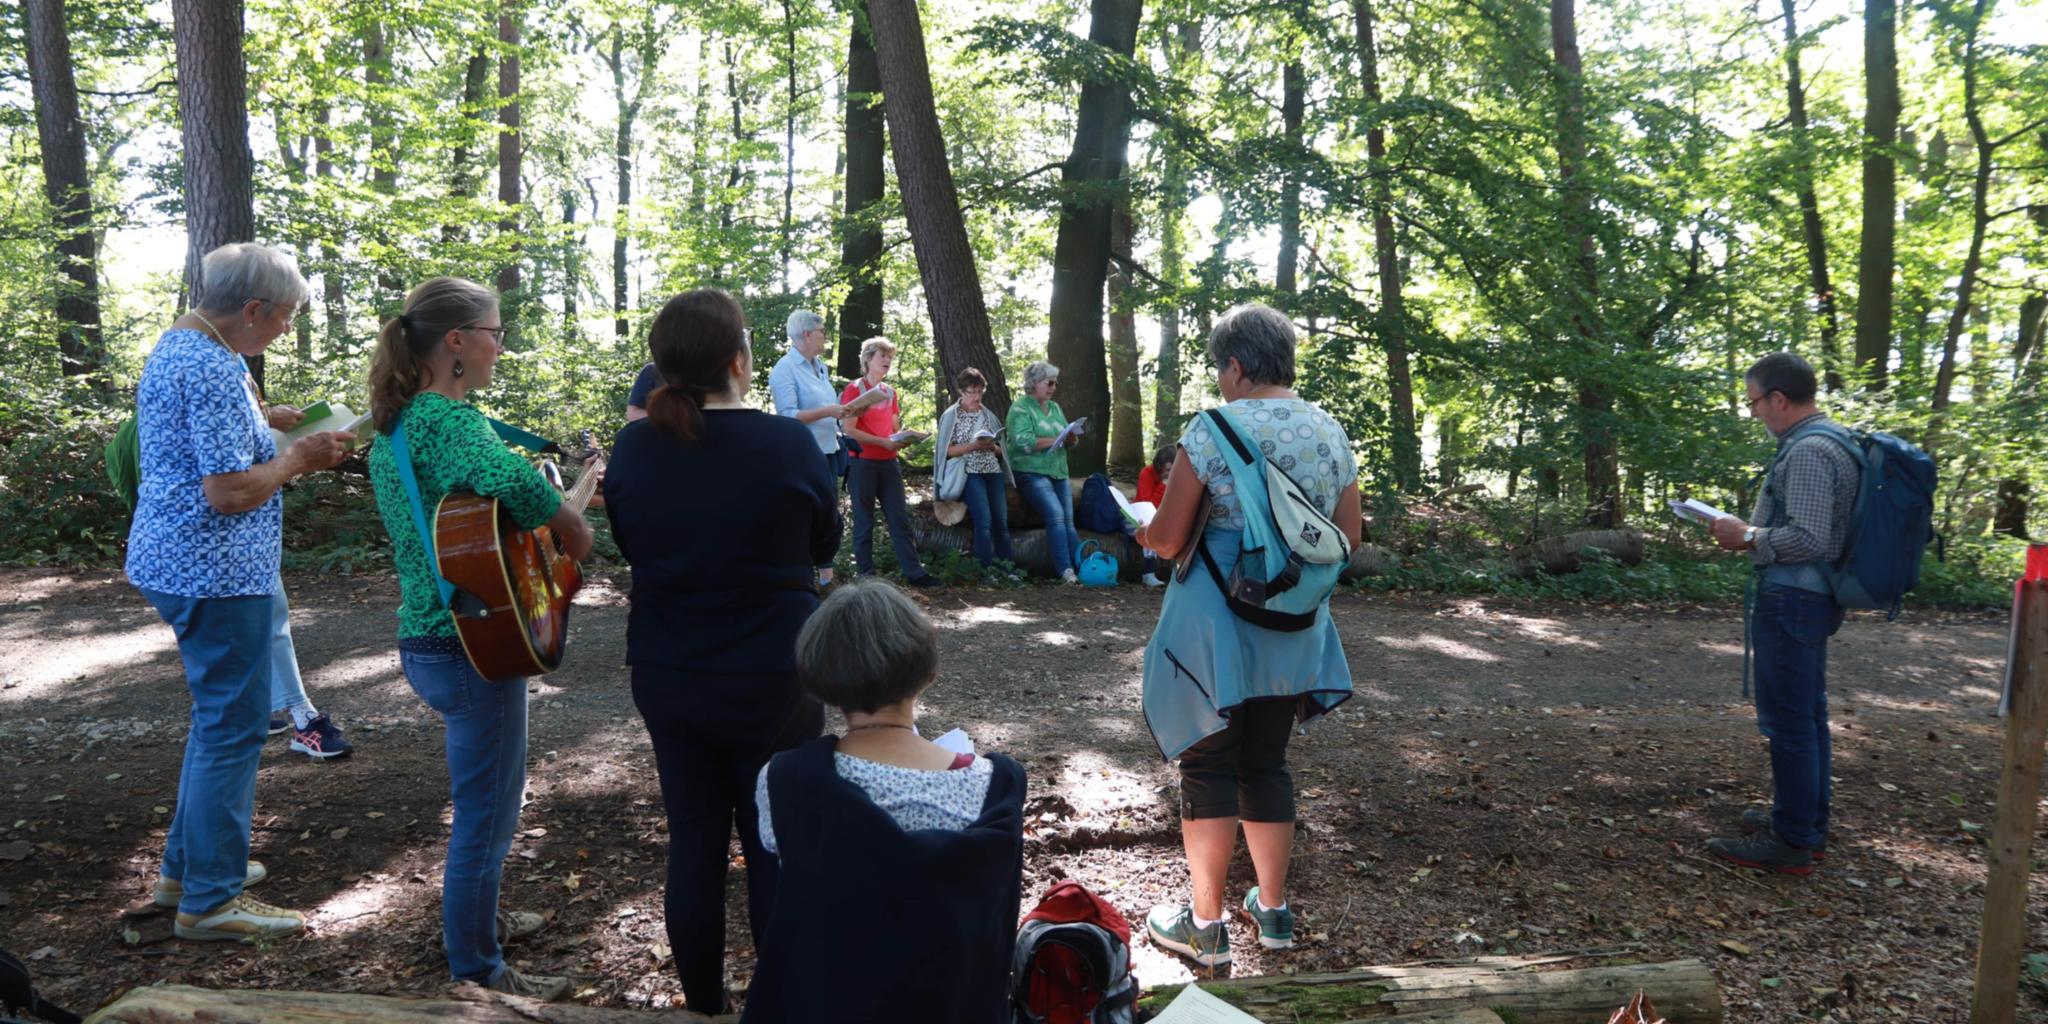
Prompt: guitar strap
<box><xmin>388</xmin><ymin>416</ymin><xmax>459</xmax><ymax>609</ymax></box>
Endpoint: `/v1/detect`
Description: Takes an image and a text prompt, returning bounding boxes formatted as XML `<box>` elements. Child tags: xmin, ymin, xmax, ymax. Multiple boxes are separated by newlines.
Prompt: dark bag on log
<box><xmin>0</xmin><ymin>946</ymin><xmax>81</xmax><ymax>1024</ymax></box>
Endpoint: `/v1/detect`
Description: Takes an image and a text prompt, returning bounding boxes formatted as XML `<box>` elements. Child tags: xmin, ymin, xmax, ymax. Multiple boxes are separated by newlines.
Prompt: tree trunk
<box><xmin>837</xmin><ymin>1</ymin><xmax>886</xmax><ymax>380</ymax></box>
<box><xmin>867</xmin><ymin>0</ymin><xmax>1012</xmax><ymax>410</ymax></box>
<box><xmin>1780</xmin><ymin>0</ymin><xmax>1841</xmax><ymax>392</ymax></box>
<box><xmin>1276</xmin><ymin>60</ymin><xmax>1303</xmax><ymax>299</ymax></box>
<box><xmin>1854</xmin><ymin>0</ymin><xmax>1899</xmax><ymax>390</ymax></box>
<box><xmin>1152</xmin><ymin>18</ymin><xmax>1198</xmax><ymax>451</ymax></box>
<box><xmin>1995</xmin><ymin>294</ymin><xmax>2047</xmax><ymax>539</ymax></box>
<box><xmin>1550</xmin><ymin>0</ymin><xmax>1618</xmax><ymax>527</ymax></box>
<box><xmin>22</xmin><ymin>0</ymin><xmax>103</xmax><ymax>383</ymax></box>
<box><xmin>611</xmin><ymin>28</ymin><xmax>635</xmax><ymax>342</ymax></box>
<box><xmin>273</xmin><ymin>116</ymin><xmax>314</xmax><ymax>361</ymax></box>
<box><xmin>362</xmin><ymin>19</ymin><xmax>402</xmax><ymax>303</ymax></box>
<box><xmin>445</xmin><ymin>51</ymin><xmax>492</xmax><ymax>246</ymax></box>
<box><xmin>1045</xmin><ymin>0</ymin><xmax>1143</xmax><ymax>477</ymax></box>
<box><xmin>173</xmin><ymin>0</ymin><xmax>258</xmax><ymax>389</ymax></box>
<box><xmin>1354</xmin><ymin>0</ymin><xmax>1419</xmax><ymax>492</ymax></box>
<box><xmin>781</xmin><ymin>0</ymin><xmax>798</xmax><ymax>294</ymax></box>
<box><xmin>1149</xmin><ymin>957</ymin><xmax>1722</xmax><ymax>1024</ymax></box>
<box><xmin>496</xmin><ymin>2</ymin><xmax>523</xmax><ymax>307</ymax></box>
<box><xmin>1107</xmin><ymin>203</ymin><xmax>1142</xmax><ymax>469</ymax></box>
<box><xmin>315</xmin><ymin>103</ymin><xmax>345</xmax><ymax>354</ymax></box>
<box><xmin>562</xmin><ymin>188</ymin><xmax>579</xmax><ymax>328</ymax></box>
<box><xmin>1930</xmin><ymin>0</ymin><xmax>1990</xmax><ymax>427</ymax></box>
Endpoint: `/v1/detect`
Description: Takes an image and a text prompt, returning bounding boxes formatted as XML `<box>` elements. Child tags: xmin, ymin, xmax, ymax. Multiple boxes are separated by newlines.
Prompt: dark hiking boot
<box><xmin>1740</xmin><ymin>806</ymin><xmax>1828</xmax><ymax>860</ymax></box>
<box><xmin>1707</xmin><ymin>830</ymin><xmax>1814</xmax><ymax>875</ymax></box>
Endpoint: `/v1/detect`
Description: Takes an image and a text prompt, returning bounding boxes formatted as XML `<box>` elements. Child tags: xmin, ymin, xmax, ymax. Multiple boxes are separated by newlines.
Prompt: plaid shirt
<box><xmin>1749</xmin><ymin>413</ymin><xmax>1860</xmax><ymax>567</ymax></box>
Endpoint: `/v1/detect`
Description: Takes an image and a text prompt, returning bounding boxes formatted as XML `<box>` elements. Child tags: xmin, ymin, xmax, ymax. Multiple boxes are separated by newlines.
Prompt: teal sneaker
<box><xmin>1146</xmin><ymin>903</ymin><xmax>1231</xmax><ymax>966</ymax></box>
<box><xmin>1240</xmin><ymin>887</ymin><xmax>1295</xmax><ymax>949</ymax></box>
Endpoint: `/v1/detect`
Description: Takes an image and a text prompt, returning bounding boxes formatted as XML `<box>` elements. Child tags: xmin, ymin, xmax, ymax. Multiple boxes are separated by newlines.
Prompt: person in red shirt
<box><xmin>1133</xmin><ymin>445</ymin><xmax>1174</xmax><ymax>586</ymax></box>
<box><xmin>840</xmin><ymin>338</ymin><xmax>941</xmax><ymax>588</ymax></box>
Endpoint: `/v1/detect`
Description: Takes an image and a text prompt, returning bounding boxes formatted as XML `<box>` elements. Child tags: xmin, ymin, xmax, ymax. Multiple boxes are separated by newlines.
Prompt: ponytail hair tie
<box><xmin>397</xmin><ymin>313</ymin><xmax>414</xmax><ymax>331</ymax></box>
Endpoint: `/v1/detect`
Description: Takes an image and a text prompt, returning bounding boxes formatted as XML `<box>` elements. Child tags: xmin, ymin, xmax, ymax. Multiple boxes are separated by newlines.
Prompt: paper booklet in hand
<box><xmin>1148</xmin><ymin>983</ymin><xmax>1261</xmax><ymax>1023</ymax></box>
<box><xmin>1051</xmin><ymin>416</ymin><xmax>1088</xmax><ymax>448</ymax></box>
<box><xmin>843</xmin><ymin>384</ymin><xmax>892</xmax><ymax>414</ymax></box>
<box><xmin>270</xmin><ymin>401</ymin><xmax>371</xmax><ymax>451</ymax></box>
<box><xmin>970</xmin><ymin>427</ymin><xmax>1005</xmax><ymax>443</ymax></box>
<box><xmin>1668</xmin><ymin>497</ymin><xmax>1729</xmax><ymax>526</ymax></box>
<box><xmin>1109</xmin><ymin>486</ymin><xmax>1157</xmax><ymax>528</ymax></box>
<box><xmin>931</xmin><ymin>728</ymin><xmax>975</xmax><ymax>756</ymax></box>
<box><xmin>889</xmin><ymin>429</ymin><xmax>931</xmax><ymax>446</ymax></box>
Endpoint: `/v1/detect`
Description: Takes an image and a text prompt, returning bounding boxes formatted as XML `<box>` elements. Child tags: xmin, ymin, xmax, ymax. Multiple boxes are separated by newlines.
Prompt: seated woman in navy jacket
<box><xmin>742</xmin><ymin>580</ymin><xmax>1026</xmax><ymax>1023</ymax></box>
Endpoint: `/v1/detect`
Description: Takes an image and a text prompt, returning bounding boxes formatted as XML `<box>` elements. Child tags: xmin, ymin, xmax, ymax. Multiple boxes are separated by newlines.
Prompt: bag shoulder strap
<box><xmin>388</xmin><ymin>414</ymin><xmax>457</xmax><ymax>608</ymax></box>
<box><xmin>1204</xmin><ymin>407</ymin><xmax>1259</xmax><ymax>470</ymax></box>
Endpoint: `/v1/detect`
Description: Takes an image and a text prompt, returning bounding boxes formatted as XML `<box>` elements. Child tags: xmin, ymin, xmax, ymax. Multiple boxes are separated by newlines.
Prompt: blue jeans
<box><xmin>142</xmin><ymin>587</ymin><xmax>273</xmax><ymax>915</ymax></box>
<box><xmin>960</xmin><ymin>472</ymin><xmax>1015</xmax><ymax>567</ymax></box>
<box><xmin>1015</xmin><ymin>472</ymin><xmax>1078</xmax><ymax>575</ymax></box>
<box><xmin>267</xmin><ymin>579</ymin><xmax>313</xmax><ymax>715</ymax></box>
<box><xmin>819</xmin><ymin>449</ymin><xmax>851</xmax><ymax>571</ymax></box>
<box><xmin>847</xmin><ymin>458</ymin><xmax>926</xmax><ymax>578</ymax></box>
<box><xmin>1750</xmin><ymin>583</ymin><xmax>1843</xmax><ymax>850</ymax></box>
<box><xmin>401</xmin><ymin>638</ymin><xmax>529</xmax><ymax>984</ymax></box>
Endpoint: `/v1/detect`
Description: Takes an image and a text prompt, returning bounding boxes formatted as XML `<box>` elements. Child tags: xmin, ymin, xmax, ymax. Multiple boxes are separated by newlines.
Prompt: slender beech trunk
<box><xmin>1276</xmin><ymin>60</ymin><xmax>1303</xmax><ymax>299</ymax></box>
<box><xmin>1045</xmin><ymin>0</ymin><xmax>1143</xmax><ymax>476</ymax></box>
<box><xmin>23</xmin><ymin>0</ymin><xmax>103</xmax><ymax>383</ymax></box>
<box><xmin>837</xmin><ymin>2</ymin><xmax>885</xmax><ymax>379</ymax></box>
<box><xmin>496</xmin><ymin>3</ymin><xmax>523</xmax><ymax>311</ymax></box>
<box><xmin>1994</xmin><ymin>294</ymin><xmax>2046</xmax><ymax>538</ymax></box>
<box><xmin>274</xmin><ymin>117</ymin><xmax>313</xmax><ymax>360</ymax></box>
<box><xmin>1780</xmin><ymin>0</ymin><xmax>1841</xmax><ymax>392</ymax></box>
<box><xmin>173</xmin><ymin>0</ymin><xmax>258</xmax><ymax>389</ymax></box>
<box><xmin>1550</xmin><ymin>0</ymin><xmax>1619</xmax><ymax>527</ymax></box>
<box><xmin>610</xmin><ymin>27</ymin><xmax>635</xmax><ymax>341</ymax></box>
<box><xmin>1930</xmin><ymin>0</ymin><xmax>1991</xmax><ymax>428</ymax></box>
<box><xmin>866</xmin><ymin>0</ymin><xmax>1011</xmax><ymax>409</ymax></box>
<box><xmin>691</xmin><ymin>32</ymin><xmax>711</xmax><ymax>210</ymax></box>
<box><xmin>562</xmin><ymin>189</ymin><xmax>579</xmax><ymax>327</ymax></box>
<box><xmin>1354</xmin><ymin>0</ymin><xmax>1420</xmax><ymax>491</ymax></box>
<box><xmin>314</xmin><ymin>103</ymin><xmax>345</xmax><ymax>352</ymax></box>
<box><xmin>363</xmin><ymin>19</ymin><xmax>402</xmax><ymax>302</ymax></box>
<box><xmin>1107</xmin><ymin>203</ymin><xmax>1142</xmax><ymax>469</ymax></box>
<box><xmin>1854</xmin><ymin>0</ymin><xmax>1899</xmax><ymax>389</ymax></box>
<box><xmin>1153</xmin><ymin>19</ymin><xmax>1198</xmax><ymax>450</ymax></box>
<box><xmin>444</xmin><ymin>52</ymin><xmax>491</xmax><ymax>245</ymax></box>
<box><xmin>781</xmin><ymin>0</ymin><xmax>798</xmax><ymax>293</ymax></box>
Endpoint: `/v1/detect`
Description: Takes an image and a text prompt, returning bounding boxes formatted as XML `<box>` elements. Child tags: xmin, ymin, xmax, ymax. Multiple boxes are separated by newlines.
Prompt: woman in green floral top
<box><xmin>1004</xmin><ymin>360</ymin><xmax>1083</xmax><ymax>583</ymax></box>
<box><xmin>365</xmin><ymin>277</ymin><xmax>593</xmax><ymax>1002</ymax></box>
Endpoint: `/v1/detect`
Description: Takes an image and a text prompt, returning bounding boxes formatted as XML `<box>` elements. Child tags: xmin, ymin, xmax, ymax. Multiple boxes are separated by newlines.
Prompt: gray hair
<box><xmin>786</xmin><ymin>309</ymin><xmax>824</xmax><ymax>343</ymax></box>
<box><xmin>1208</xmin><ymin>303</ymin><xmax>1298</xmax><ymax>386</ymax></box>
<box><xmin>794</xmin><ymin>579</ymin><xmax>940</xmax><ymax>714</ymax></box>
<box><xmin>858</xmin><ymin>335</ymin><xmax>896</xmax><ymax>372</ymax></box>
<box><xmin>1022</xmin><ymin>360</ymin><xmax>1060</xmax><ymax>393</ymax></box>
<box><xmin>193</xmin><ymin>243</ymin><xmax>310</xmax><ymax>315</ymax></box>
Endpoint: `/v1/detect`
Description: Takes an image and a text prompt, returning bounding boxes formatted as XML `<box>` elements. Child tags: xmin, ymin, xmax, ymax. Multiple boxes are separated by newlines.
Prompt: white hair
<box><xmin>1022</xmin><ymin>360</ymin><xmax>1060</xmax><ymax>393</ymax></box>
<box><xmin>787</xmin><ymin>309</ymin><xmax>824</xmax><ymax>343</ymax></box>
<box><xmin>194</xmin><ymin>243</ymin><xmax>310</xmax><ymax>314</ymax></box>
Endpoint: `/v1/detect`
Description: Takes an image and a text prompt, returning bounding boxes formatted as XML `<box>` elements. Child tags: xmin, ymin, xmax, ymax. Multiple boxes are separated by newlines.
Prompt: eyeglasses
<box><xmin>464</xmin><ymin>324</ymin><xmax>508</xmax><ymax>343</ymax></box>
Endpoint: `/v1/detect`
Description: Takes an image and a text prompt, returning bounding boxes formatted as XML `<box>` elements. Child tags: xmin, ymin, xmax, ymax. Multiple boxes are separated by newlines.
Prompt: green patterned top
<box><xmin>368</xmin><ymin>393</ymin><xmax>562</xmax><ymax>639</ymax></box>
<box><xmin>1005</xmin><ymin>397</ymin><xmax>1071</xmax><ymax>478</ymax></box>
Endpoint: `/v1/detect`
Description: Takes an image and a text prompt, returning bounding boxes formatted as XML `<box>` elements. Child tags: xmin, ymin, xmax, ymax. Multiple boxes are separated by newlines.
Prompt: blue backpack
<box><xmin>1766</xmin><ymin>420</ymin><xmax>1937</xmax><ymax>618</ymax></box>
<box><xmin>1196</xmin><ymin>407</ymin><xmax>1352</xmax><ymax>631</ymax></box>
<box><xmin>1076</xmin><ymin>473</ymin><xmax>1125</xmax><ymax>534</ymax></box>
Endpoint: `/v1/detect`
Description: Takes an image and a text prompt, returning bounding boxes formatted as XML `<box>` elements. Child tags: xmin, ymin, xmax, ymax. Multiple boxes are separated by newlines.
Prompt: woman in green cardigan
<box><xmin>1005</xmin><ymin>360</ymin><xmax>1081</xmax><ymax>583</ymax></box>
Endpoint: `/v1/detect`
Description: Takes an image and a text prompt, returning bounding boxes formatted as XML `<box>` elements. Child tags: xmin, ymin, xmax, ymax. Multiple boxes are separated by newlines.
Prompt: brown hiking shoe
<box><xmin>174</xmin><ymin>894</ymin><xmax>307</xmax><ymax>941</ymax></box>
<box><xmin>489</xmin><ymin>966</ymin><xmax>571</xmax><ymax>1002</ymax></box>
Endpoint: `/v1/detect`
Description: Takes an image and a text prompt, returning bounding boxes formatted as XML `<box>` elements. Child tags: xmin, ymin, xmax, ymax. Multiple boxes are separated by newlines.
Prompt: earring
<box><xmin>452</xmin><ymin>359</ymin><xmax>465</xmax><ymax>378</ymax></box>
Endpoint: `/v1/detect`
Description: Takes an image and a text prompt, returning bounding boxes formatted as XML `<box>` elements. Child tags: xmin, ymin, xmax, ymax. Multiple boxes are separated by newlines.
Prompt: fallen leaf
<box><xmin>565</xmin><ymin>873</ymin><xmax>582</xmax><ymax>891</ymax></box>
<box><xmin>329</xmin><ymin>827</ymin><xmax>350</xmax><ymax>840</ymax></box>
<box><xmin>0</xmin><ymin>840</ymin><xmax>33</xmax><ymax>862</ymax></box>
<box><xmin>152</xmin><ymin>805</ymin><xmax>168</xmax><ymax>815</ymax></box>
<box><xmin>1720</xmin><ymin>940</ymin><xmax>1752</xmax><ymax>957</ymax></box>
<box><xmin>1878</xmin><ymin>782</ymin><xmax>1898</xmax><ymax>793</ymax></box>
<box><xmin>1762</xmin><ymin>977</ymin><xmax>1785</xmax><ymax>989</ymax></box>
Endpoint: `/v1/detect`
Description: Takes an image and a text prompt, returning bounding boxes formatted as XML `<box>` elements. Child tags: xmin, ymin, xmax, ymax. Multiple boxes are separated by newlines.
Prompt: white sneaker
<box><xmin>1060</xmin><ymin>568</ymin><xmax>1080</xmax><ymax>585</ymax></box>
<box><xmin>155</xmin><ymin>860</ymin><xmax>268</xmax><ymax>908</ymax></box>
<box><xmin>490</xmin><ymin>966</ymin><xmax>571</xmax><ymax>1001</ymax></box>
<box><xmin>174</xmin><ymin>893</ymin><xmax>307</xmax><ymax>941</ymax></box>
<box><xmin>1141</xmin><ymin>572</ymin><xmax>1165</xmax><ymax>588</ymax></box>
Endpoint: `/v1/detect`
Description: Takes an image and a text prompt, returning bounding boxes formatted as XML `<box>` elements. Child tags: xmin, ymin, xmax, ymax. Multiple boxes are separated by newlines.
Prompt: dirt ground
<box><xmin>0</xmin><ymin>568</ymin><xmax>2039</xmax><ymax>1022</ymax></box>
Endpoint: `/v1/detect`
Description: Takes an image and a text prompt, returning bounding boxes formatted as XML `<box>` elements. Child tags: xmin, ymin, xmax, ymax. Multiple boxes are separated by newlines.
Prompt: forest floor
<box><xmin>0</xmin><ymin>568</ymin><xmax>2038</xmax><ymax>1023</ymax></box>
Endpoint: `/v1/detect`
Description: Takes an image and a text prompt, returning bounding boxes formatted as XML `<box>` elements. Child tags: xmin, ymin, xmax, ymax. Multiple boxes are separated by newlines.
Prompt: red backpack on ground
<box><xmin>1010</xmin><ymin>880</ymin><xmax>1138</xmax><ymax>1024</ymax></box>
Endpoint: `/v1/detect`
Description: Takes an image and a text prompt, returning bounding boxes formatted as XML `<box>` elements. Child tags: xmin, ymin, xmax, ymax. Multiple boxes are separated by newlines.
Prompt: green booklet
<box><xmin>270</xmin><ymin>401</ymin><xmax>371</xmax><ymax>450</ymax></box>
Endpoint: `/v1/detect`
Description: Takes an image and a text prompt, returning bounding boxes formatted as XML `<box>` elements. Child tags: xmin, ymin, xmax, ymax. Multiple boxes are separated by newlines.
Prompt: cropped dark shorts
<box><xmin>1176</xmin><ymin>697</ymin><xmax>1298</xmax><ymax>822</ymax></box>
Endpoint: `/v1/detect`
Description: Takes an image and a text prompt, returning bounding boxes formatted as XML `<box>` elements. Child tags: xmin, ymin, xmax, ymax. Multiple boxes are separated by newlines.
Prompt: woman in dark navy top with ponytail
<box><xmin>601</xmin><ymin>288</ymin><xmax>840</xmax><ymax>1015</ymax></box>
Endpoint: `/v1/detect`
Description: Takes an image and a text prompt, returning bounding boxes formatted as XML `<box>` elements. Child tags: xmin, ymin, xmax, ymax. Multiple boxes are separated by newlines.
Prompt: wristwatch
<box><xmin>1742</xmin><ymin>526</ymin><xmax>1758</xmax><ymax>549</ymax></box>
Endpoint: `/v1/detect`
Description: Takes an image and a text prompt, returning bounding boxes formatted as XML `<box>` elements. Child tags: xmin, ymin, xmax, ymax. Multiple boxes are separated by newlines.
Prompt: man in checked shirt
<box><xmin>1705</xmin><ymin>352</ymin><xmax>1859</xmax><ymax>875</ymax></box>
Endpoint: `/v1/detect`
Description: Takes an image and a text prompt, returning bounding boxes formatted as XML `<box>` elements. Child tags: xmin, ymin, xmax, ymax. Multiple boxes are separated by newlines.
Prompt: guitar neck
<box><xmin>560</xmin><ymin>456</ymin><xmax>605</xmax><ymax>517</ymax></box>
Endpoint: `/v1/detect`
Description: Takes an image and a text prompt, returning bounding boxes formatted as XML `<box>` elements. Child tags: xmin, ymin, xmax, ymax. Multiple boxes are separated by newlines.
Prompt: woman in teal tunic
<box><xmin>1134</xmin><ymin>303</ymin><xmax>1362</xmax><ymax>969</ymax></box>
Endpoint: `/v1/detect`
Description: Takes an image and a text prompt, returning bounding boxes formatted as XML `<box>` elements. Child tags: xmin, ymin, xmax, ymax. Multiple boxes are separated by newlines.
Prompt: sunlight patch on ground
<box><xmin>1032</xmin><ymin>631</ymin><xmax>1080</xmax><ymax>647</ymax></box>
<box><xmin>312</xmin><ymin>874</ymin><xmax>413</xmax><ymax>939</ymax></box>
<box><xmin>0</xmin><ymin>622</ymin><xmax>168</xmax><ymax>705</ymax></box>
<box><xmin>939</xmin><ymin>604</ymin><xmax>1037</xmax><ymax>629</ymax></box>
<box><xmin>1056</xmin><ymin>749</ymin><xmax>1166</xmax><ymax>817</ymax></box>
<box><xmin>301</xmin><ymin>651</ymin><xmax>404</xmax><ymax>692</ymax></box>
<box><xmin>1495</xmin><ymin>612</ymin><xmax>1605</xmax><ymax>650</ymax></box>
<box><xmin>1375</xmin><ymin>633</ymin><xmax>1502</xmax><ymax>663</ymax></box>
<box><xmin>1946</xmin><ymin>685</ymin><xmax>2001</xmax><ymax>704</ymax></box>
<box><xmin>1695</xmin><ymin>640</ymin><xmax>1745</xmax><ymax>657</ymax></box>
<box><xmin>1844</xmin><ymin>692</ymin><xmax>1959</xmax><ymax>714</ymax></box>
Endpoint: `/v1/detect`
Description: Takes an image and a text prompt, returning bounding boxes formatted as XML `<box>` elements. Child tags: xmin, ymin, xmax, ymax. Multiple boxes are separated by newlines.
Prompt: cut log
<box><xmin>1511</xmin><ymin>528</ymin><xmax>1644</xmax><ymax>578</ymax></box>
<box><xmin>1341</xmin><ymin>543</ymin><xmax>1399</xmax><ymax>582</ymax></box>
<box><xmin>85</xmin><ymin>983</ymin><xmax>734</xmax><ymax>1024</ymax></box>
<box><xmin>1141</xmin><ymin>957</ymin><xmax>1720</xmax><ymax>1024</ymax></box>
<box><xmin>912</xmin><ymin>516</ymin><xmax>1143</xmax><ymax>581</ymax></box>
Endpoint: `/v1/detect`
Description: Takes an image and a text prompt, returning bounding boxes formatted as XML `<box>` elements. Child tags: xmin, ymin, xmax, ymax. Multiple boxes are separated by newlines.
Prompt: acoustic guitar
<box><xmin>434</xmin><ymin>440</ymin><xmax>605</xmax><ymax>683</ymax></box>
